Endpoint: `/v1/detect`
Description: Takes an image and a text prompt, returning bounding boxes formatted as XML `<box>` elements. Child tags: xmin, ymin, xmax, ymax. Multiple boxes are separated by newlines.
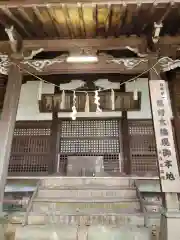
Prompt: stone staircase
<box><xmin>9</xmin><ymin>177</ymin><xmax>161</xmax><ymax>240</ymax></box>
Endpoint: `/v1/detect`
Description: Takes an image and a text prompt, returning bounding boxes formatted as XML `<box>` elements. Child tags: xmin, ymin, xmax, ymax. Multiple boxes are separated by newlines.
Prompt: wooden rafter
<box><xmin>0</xmin><ymin>2</ymin><xmax>177</xmax><ymax>44</ymax></box>
<box><xmin>0</xmin><ymin>7</ymin><xmax>31</xmax><ymax>37</ymax></box>
<box><xmin>0</xmin><ymin>0</ymin><xmax>177</xmax><ymax>8</ymax></box>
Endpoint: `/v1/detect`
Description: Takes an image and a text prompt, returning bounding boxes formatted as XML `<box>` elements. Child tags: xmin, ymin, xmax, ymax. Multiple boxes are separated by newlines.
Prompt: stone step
<box><xmin>32</xmin><ymin>201</ymin><xmax>139</xmax><ymax>214</ymax></box>
<box><xmin>33</xmin><ymin>197</ymin><xmax>139</xmax><ymax>203</ymax></box>
<box><xmin>37</xmin><ymin>188</ymin><xmax>137</xmax><ymax>199</ymax></box>
<box><xmin>41</xmin><ymin>177</ymin><xmax>133</xmax><ymax>189</ymax></box>
<box><xmin>9</xmin><ymin>212</ymin><xmax>160</xmax><ymax>227</ymax></box>
<box><xmin>32</xmin><ymin>199</ymin><xmax>140</xmax><ymax>212</ymax></box>
<box><xmin>14</xmin><ymin>224</ymin><xmax>152</xmax><ymax>240</ymax></box>
<box><xmin>9</xmin><ymin>212</ymin><xmax>143</xmax><ymax>225</ymax></box>
<box><xmin>32</xmin><ymin>207</ymin><xmax>140</xmax><ymax>215</ymax></box>
<box><xmin>39</xmin><ymin>185</ymin><xmax>135</xmax><ymax>190</ymax></box>
<box><xmin>33</xmin><ymin>202</ymin><xmax>162</xmax><ymax>214</ymax></box>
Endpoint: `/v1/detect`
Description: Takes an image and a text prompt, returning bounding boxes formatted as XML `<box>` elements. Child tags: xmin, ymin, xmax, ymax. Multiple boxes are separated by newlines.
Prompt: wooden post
<box><xmin>148</xmin><ymin>58</ymin><xmax>180</xmax><ymax>240</ymax></box>
<box><xmin>168</xmin><ymin>72</ymin><xmax>180</xmax><ymax>163</ymax></box>
<box><xmin>167</xmin><ymin>72</ymin><xmax>178</xmax><ymax>117</ymax></box>
<box><xmin>0</xmin><ymin>62</ymin><xmax>22</xmax><ymax>212</ymax></box>
<box><xmin>148</xmin><ymin>56</ymin><xmax>180</xmax><ymax>211</ymax></box>
<box><xmin>50</xmin><ymin>111</ymin><xmax>59</xmax><ymax>174</ymax></box>
<box><xmin>121</xmin><ymin>84</ymin><xmax>131</xmax><ymax>175</ymax></box>
<box><xmin>49</xmin><ymin>87</ymin><xmax>60</xmax><ymax>174</ymax></box>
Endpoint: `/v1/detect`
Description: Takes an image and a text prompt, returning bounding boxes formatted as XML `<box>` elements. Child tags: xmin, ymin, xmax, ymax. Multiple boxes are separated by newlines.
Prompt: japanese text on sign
<box><xmin>149</xmin><ymin>80</ymin><xmax>180</xmax><ymax>192</ymax></box>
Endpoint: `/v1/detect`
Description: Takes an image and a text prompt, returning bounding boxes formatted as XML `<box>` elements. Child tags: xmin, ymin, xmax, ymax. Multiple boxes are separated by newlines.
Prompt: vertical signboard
<box><xmin>149</xmin><ymin>80</ymin><xmax>180</xmax><ymax>192</ymax></box>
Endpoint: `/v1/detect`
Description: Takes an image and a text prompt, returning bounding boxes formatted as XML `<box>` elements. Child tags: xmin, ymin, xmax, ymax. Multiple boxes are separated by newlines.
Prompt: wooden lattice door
<box><xmin>128</xmin><ymin>120</ymin><xmax>158</xmax><ymax>176</ymax></box>
<box><xmin>57</xmin><ymin>119</ymin><xmax>123</xmax><ymax>175</ymax></box>
<box><xmin>9</xmin><ymin>121</ymin><xmax>51</xmax><ymax>176</ymax></box>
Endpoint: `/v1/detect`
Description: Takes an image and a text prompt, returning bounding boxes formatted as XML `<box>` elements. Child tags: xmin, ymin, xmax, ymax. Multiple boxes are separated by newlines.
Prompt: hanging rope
<box><xmin>13</xmin><ymin>57</ymin><xmax>162</xmax><ymax>93</ymax></box>
<box><xmin>13</xmin><ymin>58</ymin><xmax>162</xmax><ymax>120</ymax></box>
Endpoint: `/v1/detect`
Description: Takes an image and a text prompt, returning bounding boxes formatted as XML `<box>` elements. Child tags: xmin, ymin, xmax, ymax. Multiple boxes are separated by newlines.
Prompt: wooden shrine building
<box><xmin>1</xmin><ymin>0</ymin><xmax>180</xmax><ymax>239</ymax></box>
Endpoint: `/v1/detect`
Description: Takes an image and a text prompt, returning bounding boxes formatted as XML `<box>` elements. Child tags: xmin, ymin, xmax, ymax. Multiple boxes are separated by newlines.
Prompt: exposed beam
<box><xmin>23</xmin><ymin>37</ymin><xmax>146</xmax><ymax>51</ymax></box>
<box><xmin>0</xmin><ymin>37</ymin><xmax>147</xmax><ymax>54</ymax></box>
<box><xmin>158</xmin><ymin>36</ymin><xmax>180</xmax><ymax>57</ymax></box>
<box><xmin>0</xmin><ymin>36</ymin><xmax>179</xmax><ymax>56</ymax></box>
<box><xmin>159</xmin><ymin>36</ymin><xmax>180</xmax><ymax>45</ymax></box>
<box><xmin>20</xmin><ymin>58</ymin><xmax>148</xmax><ymax>75</ymax></box>
<box><xmin>0</xmin><ymin>0</ymin><xmax>176</xmax><ymax>8</ymax></box>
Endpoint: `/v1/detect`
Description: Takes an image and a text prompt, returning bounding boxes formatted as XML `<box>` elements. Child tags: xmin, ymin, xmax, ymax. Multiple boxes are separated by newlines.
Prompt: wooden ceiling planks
<box><xmin>0</xmin><ymin>2</ymin><xmax>178</xmax><ymax>40</ymax></box>
<box><xmin>0</xmin><ymin>0</ymin><xmax>178</xmax><ymax>7</ymax></box>
<box><xmin>12</xmin><ymin>7</ymin><xmax>40</xmax><ymax>37</ymax></box>
<box><xmin>132</xmin><ymin>3</ymin><xmax>153</xmax><ymax>36</ymax></box>
<box><xmin>96</xmin><ymin>4</ymin><xmax>109</xmax><ymax>37</ymax></box>
<box><xmin>77</xmin><ymin>4</ymin><xmax>86</xmax><ymax>38</ymax></box>
<box><xmin>33</xmin><ymin>6</ymin><xmax>57</xmax><ymax>37</ymax></box>
<box><xmin>1</xmin><ymin>7</ymin><xmax>31</xmax><ymax>37</ymax></box>
<box><xmin>67</xmin><ymin>5</ymin><xmax>84</xmax><ymax>38</ymax></box>
<box><xmin>46</xmin><ymin>5</ymin><xmax>61</xmax><ymax>37</ymax></box>
<box><xmin>119</xmin><ymin>4</ymin><xmax>136</xmax><ymax>35</ymax></box>
<box><xmin>52</xmin><ymin>6</ymin><xmax>71</xmax><ymax>38</ymax></box>
<box><xmin>110</xmin><ymin>4</ymin><xmax>125</xmax><ymax>37</ymax></box>
<box><xmin>80</xmin><ymin>5</ymin><xmax>95</xmax><ymax>38</ymax></box>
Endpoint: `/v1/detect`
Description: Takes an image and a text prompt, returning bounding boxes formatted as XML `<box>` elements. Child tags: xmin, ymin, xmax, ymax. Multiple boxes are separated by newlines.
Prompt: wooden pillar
<box><xmin>168</xmin><ymin>72</ymin><xmax>180</xmax><ymax>163</ymax></box>
<box><xmin>167</xmin><ymin>72</ymin><xmax>178</xmax><ymax>117</ymax></box>
<box><xmin>50</xmin><ymin>111</ymin><xmax>59</xmax><ymax>174</ymax></box>
<box><xmin>49</xmin><ymin>87</ymin><xmax>60</xmax><ymax>174</ymax></box>
<box><xmin>148</xmin><ymin>56</ymin><xmax>180</xmax><ymax>199</ymax></box>
<box><xmin>121</xmin><ymin>84</ymin><xmax>131</xmax><ymax>175</ymax></box>
<box><xmin>0</xmin><ymin>62</ymin><xmax>22</xmax><ymax>212</ymax></box>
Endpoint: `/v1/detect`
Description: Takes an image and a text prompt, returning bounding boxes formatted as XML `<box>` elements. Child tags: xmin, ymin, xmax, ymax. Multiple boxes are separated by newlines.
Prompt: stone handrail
<box><xmin>134</xmin><ymin>180</ymin><xmax>148</xmax><ymax>227</ymax></box>
<box><xmin>22</xmin><ymin>180</ymin><xmax>41</xmax><ymax>226</ymax></box>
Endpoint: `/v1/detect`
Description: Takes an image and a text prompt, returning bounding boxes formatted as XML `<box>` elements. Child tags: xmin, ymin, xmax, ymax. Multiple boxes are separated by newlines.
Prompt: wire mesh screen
<box><xmin>59</xmin><ymin>119</ymin><xmax>122</xmax><ymax>175</ymax></box>
<box><xmin>9</xmin><ymin>122</ymin><xmax>51</xmax><ymax>176</ymax></box>
<box><xmin>61</xmin><ymin>120</ymin><xmax>119</xmax><ymax>137</ymax></box>
<box><xmin>60</xmin><ymin>139</ymin><xmax>119</xmax><ymax>153</ymax></box>
<box><xmin>128</xmin><ymin>120</ymin><xmax>158</xmax><ymax>176</ymax></box>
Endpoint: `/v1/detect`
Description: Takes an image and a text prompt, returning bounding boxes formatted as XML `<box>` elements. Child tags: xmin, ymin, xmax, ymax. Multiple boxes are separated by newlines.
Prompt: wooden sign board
<box><xmin>149</xmin><ymin>80</ymin><xmax>180</xmax><ymax>192</ymax></box>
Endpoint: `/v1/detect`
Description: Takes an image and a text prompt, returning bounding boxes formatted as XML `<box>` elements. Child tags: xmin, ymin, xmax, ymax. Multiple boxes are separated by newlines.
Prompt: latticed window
<box><xmin>128</xmin><ymin>120</ymin><xmax>158</xmax><ymax>176</ymax></box>
<box><xmin>9</xmin><ymin>122</ymin><xmax>51</xmax><ymax>175</ymax></box>
<box><xmin>8</xmin><ymin>119</ymin><xmax>157</xmax><ymax>176</ymax></box>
